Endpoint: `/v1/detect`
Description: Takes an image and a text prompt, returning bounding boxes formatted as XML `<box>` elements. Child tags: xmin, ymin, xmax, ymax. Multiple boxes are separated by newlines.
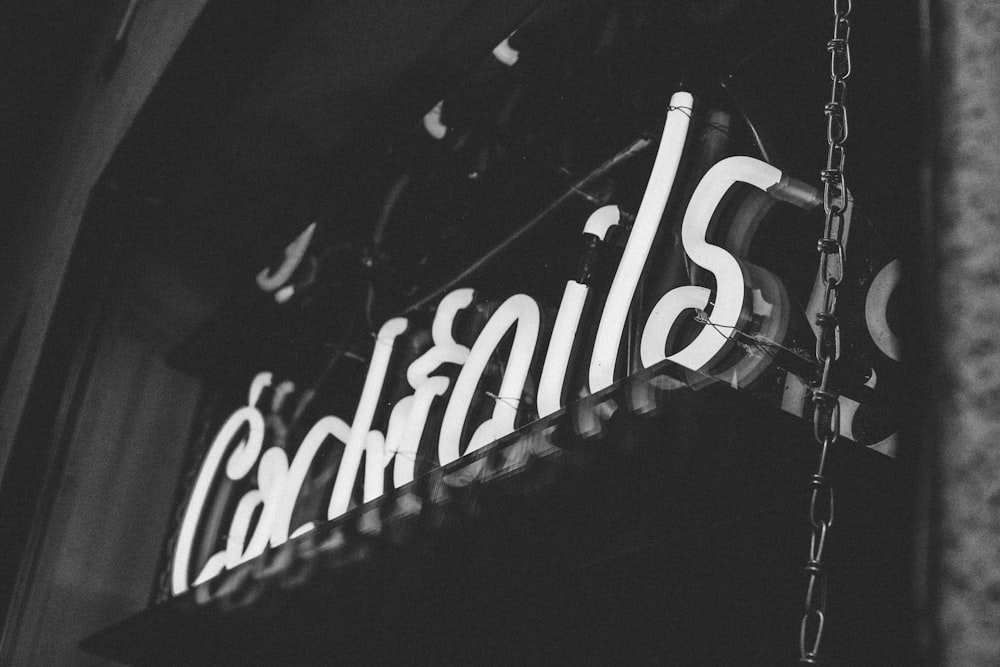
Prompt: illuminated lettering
<box><xmin>224</xmin><ymin>447</ymin><xmax>288</xmax><ymax>568</ymax></box>
<box><xmin>173</xmin><ymin>93</ymin><xmax>848</xmax><ymax>597</ymax></box>
<box><xmin>327</xmin><ymin>318</ymin><xmax>409</xmax><ymax>519</ymax></box>
<box><xmin>377</xmin><ymin>377</ymin><xmax>449</xmax><ymax>492</ymax></box>
<box><xmin>269</xmin><ymin>415</ymin><xmax>352</xmax><ymax>545</ymax></box>
<box><xmin>439</xmin><ymin>294</ymin><xmax>541</xmax><ymax>464</ymax></box>
<box><xmin>538</xmin><ymin>205</ymin><xmax>621</xmax><ymax>416</ymax></box>
<box><xmin>171</xmin><ymin>372</ymin><xmax>271</xmax><ymax>595</ymax></box>
<box><xmin>373</xmin><ymin>288</ymin><xmax>476</xmax><ymax>488</ymax></box>
<box><xmin>223</xmin><ymin>381</ymin><xmax>298</xmax><ymax>565</ymax></box>
<box><xmin>589</xmin><ymin>91</ymin><xmax>693</xmax><ymax>393</ymax></box>
<box><xmin>406</xmin><ymin>289</ymin><xmax>473</xmax><ymax>384</ymax></box>
<box><xmin>640</xmin><ymin>156</ymin><xmax>814</xmax><ymax>372</ymax></box>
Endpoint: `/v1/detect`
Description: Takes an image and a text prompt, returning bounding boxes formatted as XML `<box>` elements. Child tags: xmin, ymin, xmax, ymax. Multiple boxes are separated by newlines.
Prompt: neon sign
<box><xmin>170</xmin><ymin>91</ymin><xmax>843</xmax><ymax>596</ymax></box>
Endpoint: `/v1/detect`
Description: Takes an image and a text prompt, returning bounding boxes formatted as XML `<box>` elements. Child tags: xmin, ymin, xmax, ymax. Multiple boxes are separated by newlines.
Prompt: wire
<box><xmin>693</xmin><ymin>311</ymin><xmax>807</xmax><ymax>362</ymax></box>
<box><xmin>398</xmin><ymin>135</ymin><xmax>654</xmax><ymax>316</ymax></box>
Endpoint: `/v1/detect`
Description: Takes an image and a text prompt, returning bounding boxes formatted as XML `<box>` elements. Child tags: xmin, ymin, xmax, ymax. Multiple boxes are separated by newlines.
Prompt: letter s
<box><xmin>641</xmin><ymin>156</ymin><xmax>818</xmax><ymax>372</ymax></box>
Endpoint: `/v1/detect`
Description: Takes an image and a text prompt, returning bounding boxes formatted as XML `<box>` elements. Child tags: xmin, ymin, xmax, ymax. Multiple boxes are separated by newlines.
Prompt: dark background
<box><xmin>0</xmin><ymin>1</ymin><xmax>920</xmax><ymax>664</ymax></box>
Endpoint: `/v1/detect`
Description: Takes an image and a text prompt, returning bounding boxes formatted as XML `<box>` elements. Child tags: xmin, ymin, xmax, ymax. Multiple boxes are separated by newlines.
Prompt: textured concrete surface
<box><xmin>928</xmin><ymin>1</ymin><xmax>1000</xmax><ymax>664</ymax></box>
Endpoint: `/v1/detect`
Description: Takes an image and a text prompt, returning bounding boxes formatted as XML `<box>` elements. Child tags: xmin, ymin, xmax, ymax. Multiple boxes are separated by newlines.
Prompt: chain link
<box><xmin>799</xmin><ymin>0</ymin><xmax>852</xmax><ymax>663</ymax></box>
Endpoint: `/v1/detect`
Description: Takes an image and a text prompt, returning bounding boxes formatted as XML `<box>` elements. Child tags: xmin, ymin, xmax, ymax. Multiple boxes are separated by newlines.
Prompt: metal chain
<box><xmin>799</xmin><ymin>0</ymin><xmax>851</xmax><ymax>664</ymax></box>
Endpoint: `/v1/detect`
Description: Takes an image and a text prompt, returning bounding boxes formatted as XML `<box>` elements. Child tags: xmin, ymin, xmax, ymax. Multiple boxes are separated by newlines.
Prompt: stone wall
<box><xmin>925</xmin><ymin>1</ymin><xmax>1000</xmax><ymax>664</ymax></box>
